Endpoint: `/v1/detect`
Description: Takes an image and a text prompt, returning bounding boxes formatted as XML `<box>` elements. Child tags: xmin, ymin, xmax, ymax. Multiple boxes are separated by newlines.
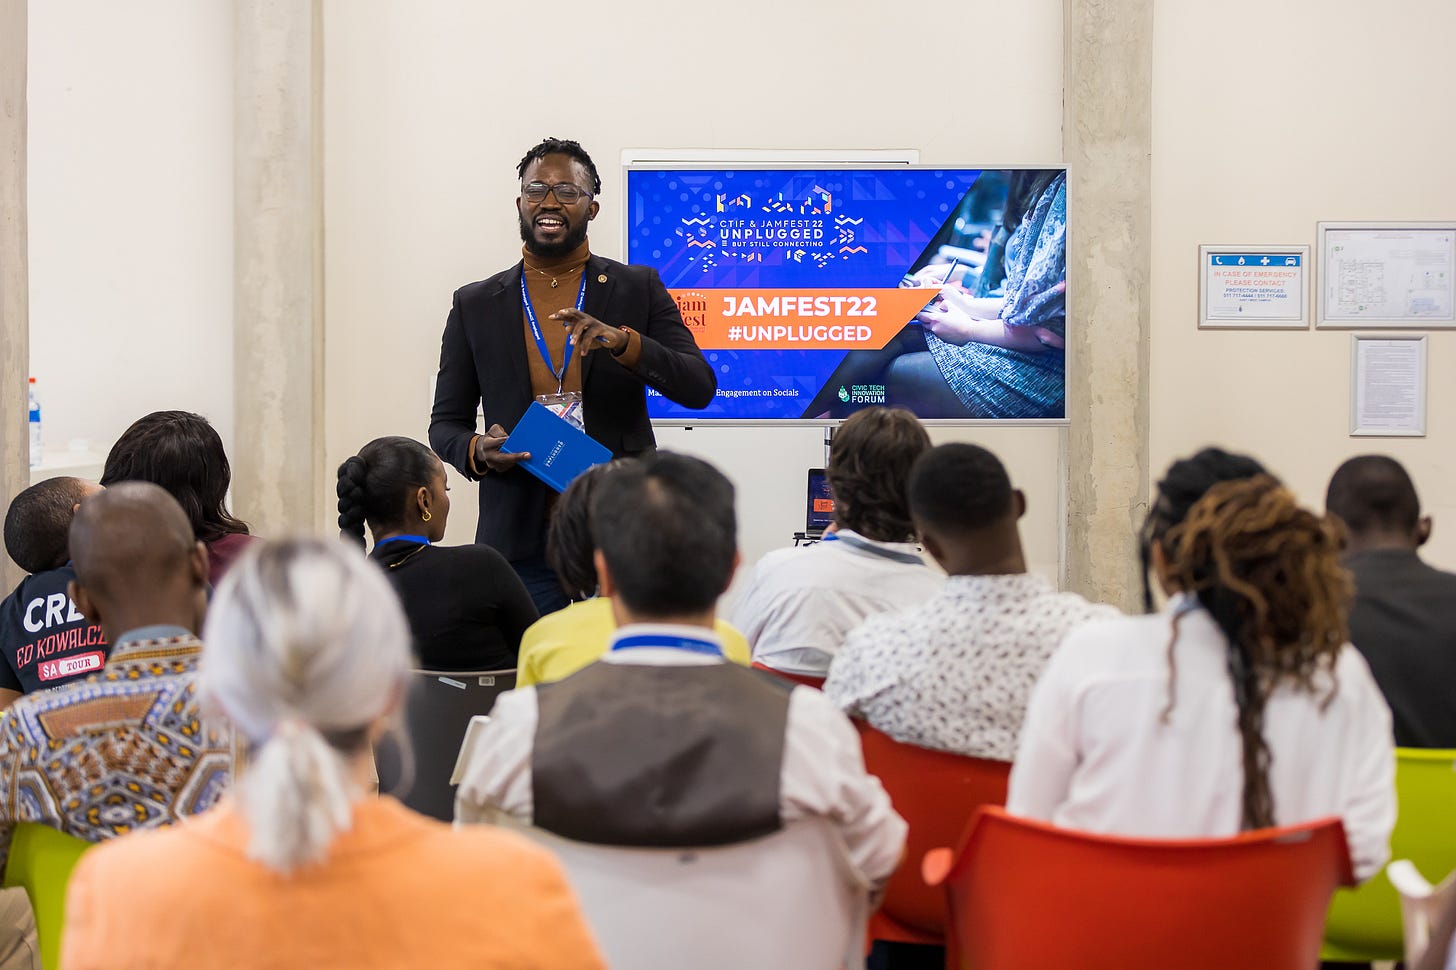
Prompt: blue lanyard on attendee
<box><xmin>520</xmin><ymin>271</ymin><xmax>589</xmax><ymax>385</ymax></box>
<box><xmin>826</xmin><ymin>531</ymin><xmax>923</xmax><ymax>565</ymax></box>
<box><xmin>374</xmin><ymin>534</ymin><xmax>431</xmax><ymax>548</ymax></box>
<box><xmin>611</xmin><ymin>633</ymin><xmax>723</xmax><ymax>657</ymax></box>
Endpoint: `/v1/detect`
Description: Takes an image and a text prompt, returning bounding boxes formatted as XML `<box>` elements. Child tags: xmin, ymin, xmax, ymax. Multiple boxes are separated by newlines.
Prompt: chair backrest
<box><xmin>926</xmin><ymin>807</ymin><xmax>1353</xmax><ymax>970</ymax></box>
<box><xmin>375</xmin><ymin>668</ymin><xmax>517</xmax><ymax>821</ymax></box>
<box><xmin>516</xmin><ymin>818</ymin><xmax>869</xmax><ymax>970</ymax></box>
<box><xmin>854</xmin><ymin>720</ymin><xmax>1010</xmax><ymax>937</ymax></box>
<box><xmin>1323</xmin><ymin>747</ymin><xmax>1456</xmax><ymax>961</ymax></box>
<box><xmin>2</xmin><ymin>822</ymin><xmax>91</xmax><ymax>970</ymax></box>
<box><xmin>750</xmin><ymin>661</ymin><xmax>825</xmax><ymax>689</ymax></box>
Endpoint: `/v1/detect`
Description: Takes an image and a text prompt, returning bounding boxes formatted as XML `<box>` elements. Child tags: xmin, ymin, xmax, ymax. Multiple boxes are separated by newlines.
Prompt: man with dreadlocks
<box><xmin>1007</xmin><ymin>448</ymin><xmax>1396</xmax><ymax>882</ymax></box>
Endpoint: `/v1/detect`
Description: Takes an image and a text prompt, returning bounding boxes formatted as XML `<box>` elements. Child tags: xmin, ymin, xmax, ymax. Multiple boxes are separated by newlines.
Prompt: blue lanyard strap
<box><xmin>374</xmin><ymin>534</ymin><xmax>431</xmax><ymax>548</ymax></box>
<box><xmin>520</xmin><ymin>270</ymin><xmax>589</xmax><ymax>383</ymax></box>
<box><xmin>611</xmin><ymin>633</ymin><xmax>723</xmax><ymax>657</ymax></box>
<box><xmin>829</xmin><ymin>531</ymin><xmax>923</xmax><ymax>565</ymax></box>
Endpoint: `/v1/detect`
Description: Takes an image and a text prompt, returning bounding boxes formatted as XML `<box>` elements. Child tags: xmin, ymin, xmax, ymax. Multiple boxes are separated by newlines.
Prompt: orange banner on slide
<box><xmin>670</xmin><ymin>288</ymin><xmax>939</xmax><ymax>350</ymax></box>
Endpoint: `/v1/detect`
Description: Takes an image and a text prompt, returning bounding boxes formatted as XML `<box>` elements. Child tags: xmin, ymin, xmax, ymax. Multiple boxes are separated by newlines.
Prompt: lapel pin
<box><xmin>598</xmin><ymin>274</ymin><xmax>607</xmax><ymax>283</ymax></box>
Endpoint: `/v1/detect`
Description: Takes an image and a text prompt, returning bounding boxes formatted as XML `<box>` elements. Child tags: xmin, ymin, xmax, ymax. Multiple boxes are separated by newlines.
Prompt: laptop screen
<box><xmin>806</xmin><ymin>469</ymin><xmax>835</xmax><ymax>533</ymax></box>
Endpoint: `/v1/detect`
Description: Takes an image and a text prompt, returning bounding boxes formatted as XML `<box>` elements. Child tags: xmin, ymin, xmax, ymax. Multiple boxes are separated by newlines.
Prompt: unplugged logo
<box><xmin>675</xmin><ymin>291</ymin><xmax>709</xmax><ymax>330</ymax></box>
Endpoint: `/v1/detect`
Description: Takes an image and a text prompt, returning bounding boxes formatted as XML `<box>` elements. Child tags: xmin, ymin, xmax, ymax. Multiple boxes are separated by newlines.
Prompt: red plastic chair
<box><xmin>854</xmin><ymin>721</ymin><xmax>1010</xmax><ymax>947</ymax></box>
<box><xmin>751</xmin><ymin>660</ymin><xmax>826</xmax><ymax>689</ymax></box>
<box><xmin>923</xmin><ymin>807</ymin><xmax>1355</xmax><ymax>970</ymax></box>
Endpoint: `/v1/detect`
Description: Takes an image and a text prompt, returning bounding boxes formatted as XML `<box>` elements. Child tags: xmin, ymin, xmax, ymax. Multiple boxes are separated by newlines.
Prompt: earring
<box><xmin>421</xmin><ymin>509</ymin><xmax>432</xmax><ymax>522</ymax></box>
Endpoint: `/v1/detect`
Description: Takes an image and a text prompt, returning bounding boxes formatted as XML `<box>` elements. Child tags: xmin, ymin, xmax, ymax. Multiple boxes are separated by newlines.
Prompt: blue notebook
<box><xmin>502</xmin><ymin>402</ymin><xmax>614</xmax><ymax>493</ymax></box>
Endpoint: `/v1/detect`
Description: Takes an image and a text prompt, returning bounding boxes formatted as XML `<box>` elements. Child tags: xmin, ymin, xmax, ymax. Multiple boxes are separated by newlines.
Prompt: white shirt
<box><xmin>1007</xmin><ymin>599</ymin><xmax>1397</xmax><ymax>882</ymax></box>
<box><xmin>825</xmin><ymin>572</ymin><xmax>1116</xmax><ymax>761</ymax></box>
<box><xmin>455</xmin><ymin>624</ymin><xmax>907</xmax><ymax>888</ymax></box>
<box><xmin>731</xmin><ymin>531</ymin><xmax>941</xmax><ymax>676</ymax></box>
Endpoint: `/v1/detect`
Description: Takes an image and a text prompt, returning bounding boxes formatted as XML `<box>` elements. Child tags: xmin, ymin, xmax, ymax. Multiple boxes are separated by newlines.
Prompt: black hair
<box><xmin>907</xmin><ymin>443</ymin><xmax>1014</xmax><ymax>535</ymax></box>
<box><xmin>589</xmin><ymin>452</ymin><xmax>735</xmax><ymax>616</ymax></box>
<box><xmin>1325</xmin><ymin>454</ymin><xmax>1420</xmax><ymax>536</ymax></box>
<box><xmin>828</xmin><ymin>407</ymin><xmax>931</xmax><ymax>542</ymax></box>
<box><xmin>517</xmin><ymin>137</ymin><xmax>602</xmax><ymax>196</ymax></box>
<box><xmin>336</xmin><ymin>437</ymin><xmax>440</xmax><ymax>547</ymax></box>
<box><xmin>100</xmin><ymin>411</ymin><xmax>250</xmax><ymax>544</ymax></box>
<box><xmin>1139</xmin><ymin>447</ymin><xmax>1269</xmax><ymax>613</ymax></box>
<box><xmin>1002</xmin><ymin>170</ymin><xmax>1061</xmax><ymax>233</ymax></box>
<box><xmin>3</xmin><ymin>477</ymin><xmax>92</xmax><ymax>574</ymax></box>
<box><xmin>546</xmin><ymin>460</ymin><xmax>633</xmax><ymax>601</ymax></box>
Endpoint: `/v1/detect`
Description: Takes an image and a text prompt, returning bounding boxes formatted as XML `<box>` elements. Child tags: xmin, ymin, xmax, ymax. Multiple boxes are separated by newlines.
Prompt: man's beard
<box><xmin>520</xmin><ymin>211</ymin><xmax>590</xmax><ymax>259</ymax></box>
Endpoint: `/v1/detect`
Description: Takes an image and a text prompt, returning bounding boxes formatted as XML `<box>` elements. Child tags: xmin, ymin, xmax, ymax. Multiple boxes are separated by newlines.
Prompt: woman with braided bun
<box><xmin>338</xmin><ymin>436</ymin><xmax>536</xmax><ymax>671</ymax></box>
<box><xmin>60</xmin><ymin>538</ymin><xmax>604</xmax><ymax>969</ymax></box>
<box><xmin>1008</xmin><ymin>448</ymin><xmax>1396</xmax><ymax>881</ymax></box>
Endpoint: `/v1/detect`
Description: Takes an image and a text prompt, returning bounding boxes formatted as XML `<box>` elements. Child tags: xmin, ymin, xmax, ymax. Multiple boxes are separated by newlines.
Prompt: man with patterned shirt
<box><xmin>825</xmin><ymin>443</ymin><xmax>1115</xmax><ymax>761</ymax></box>
<box><xmin>0</xmin><ymin>483</ymin><xmax>236</xmax><ymax>868</ymax></box>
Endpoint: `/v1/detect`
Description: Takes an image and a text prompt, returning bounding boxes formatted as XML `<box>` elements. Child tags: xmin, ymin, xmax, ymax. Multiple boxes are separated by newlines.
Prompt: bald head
<box><xmin>69</xmin><ymin>482</ymin><xmax>208</xmax><ymax>640</ymax></box>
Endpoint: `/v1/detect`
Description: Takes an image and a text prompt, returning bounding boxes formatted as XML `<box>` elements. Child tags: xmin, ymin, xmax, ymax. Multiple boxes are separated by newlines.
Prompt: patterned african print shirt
<box><xmin>0</xmin><ymin>626</ymin><xmax>236</xmax><ymax>869</ymax></box>
<box><xmin>824</xmin><ymin>573</ymin><xmax>1116</xmax><ymax>762</ymax></box>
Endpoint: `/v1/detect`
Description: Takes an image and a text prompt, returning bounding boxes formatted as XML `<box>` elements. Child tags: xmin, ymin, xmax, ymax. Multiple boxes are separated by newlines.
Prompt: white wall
<box><xmin>27</xmin><ymin>2</ymin><xmax>234</xmax><ymax>466</ymax></box>
<box><xmin>322</xmin><ymin>0</ymin><xmax>1066</xmax><ymax>598</ymax></box>
<box><xmin>1150</xmin><ymin>0</ymin><xmax>1456</xmax><ymax>569</ymax></box>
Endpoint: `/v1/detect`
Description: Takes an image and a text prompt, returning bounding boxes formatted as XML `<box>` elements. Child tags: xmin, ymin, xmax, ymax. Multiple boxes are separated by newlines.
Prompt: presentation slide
<box><xmin>627</xmin><ymin>166</ymin><xmax>1068</xmax><ymax>422</ymax></box>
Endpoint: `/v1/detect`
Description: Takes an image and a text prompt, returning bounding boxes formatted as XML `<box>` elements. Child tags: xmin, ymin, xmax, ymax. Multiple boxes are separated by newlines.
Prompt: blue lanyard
<box><xmin>611</xmin><ymin>633</ymin><xmax>723</xmax><ymax>657</ymax></box>
<box><xmin>520</xmin><ymin>270</ymin><xmax>589</xmax><ymax>385</ymax></box>
<box><xmin>826</xmin><ymin>531</ymin><xmax>923</xmax><ymax>565</ymax></box>
<box><xmin>374</xmin><ymin>534</ymin><xmax>431</xmax><ymax>548</ymax></box>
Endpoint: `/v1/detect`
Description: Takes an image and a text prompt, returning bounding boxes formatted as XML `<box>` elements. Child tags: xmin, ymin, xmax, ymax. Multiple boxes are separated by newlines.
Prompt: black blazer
<box><xmin>429</xmin><ymin>253</ymin><xmax>716</xmax><ymax>561</ymax></box>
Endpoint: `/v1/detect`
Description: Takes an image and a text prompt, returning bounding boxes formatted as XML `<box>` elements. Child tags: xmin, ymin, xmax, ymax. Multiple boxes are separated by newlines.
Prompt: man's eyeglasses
<box><xmin>522</xmin><ymin>181</ymin><xmax>593</xmax><ymax>204</ymax></box>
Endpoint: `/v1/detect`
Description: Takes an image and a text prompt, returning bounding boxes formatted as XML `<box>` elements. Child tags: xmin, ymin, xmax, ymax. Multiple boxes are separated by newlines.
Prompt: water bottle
<box><xmin>28</xmin><ymin>377</ymin><xmax>41</xmax><ymax>468</ymax></box>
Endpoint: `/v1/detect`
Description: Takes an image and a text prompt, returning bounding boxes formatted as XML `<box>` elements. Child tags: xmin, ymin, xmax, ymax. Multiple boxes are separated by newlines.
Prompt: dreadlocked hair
<box><xmin>1160</xmin><ymin>474</ymin><xmax>1352</xmax><ymax>831</ymax></box>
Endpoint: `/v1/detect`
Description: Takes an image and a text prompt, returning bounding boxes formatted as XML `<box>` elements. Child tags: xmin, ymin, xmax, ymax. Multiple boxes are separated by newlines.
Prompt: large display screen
<box><xmin>627</xmin><ymin>165</ymin><xmax>1069</xmax><ymax>422</ymax></box>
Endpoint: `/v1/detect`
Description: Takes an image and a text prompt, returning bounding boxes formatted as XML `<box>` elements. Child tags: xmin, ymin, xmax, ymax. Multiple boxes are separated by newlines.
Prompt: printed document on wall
<box><xmin>1351</xmin><ymin>335</ymin><xmax>1426</xmax><ymax>437</ymax></box>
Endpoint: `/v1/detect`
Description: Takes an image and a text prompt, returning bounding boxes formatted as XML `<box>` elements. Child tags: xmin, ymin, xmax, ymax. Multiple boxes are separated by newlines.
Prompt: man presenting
<box><xmin>430</xmin><ymin>138</ymin><xmax>716</xmax><ymax>614</ymax></box>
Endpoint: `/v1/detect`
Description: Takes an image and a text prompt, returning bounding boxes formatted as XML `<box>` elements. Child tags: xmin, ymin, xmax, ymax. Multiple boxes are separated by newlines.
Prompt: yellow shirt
<box><xmin>518</xmin><ymin>597</ymin><xmax>752</xmax><ymax>686</ymax></box>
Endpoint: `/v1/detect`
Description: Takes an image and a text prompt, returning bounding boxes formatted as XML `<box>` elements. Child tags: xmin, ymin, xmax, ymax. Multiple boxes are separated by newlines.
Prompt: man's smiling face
<box><xmin>517</xmin><ymin>153</ymin><xmax>599</xmax><ymax>258</ymax></box>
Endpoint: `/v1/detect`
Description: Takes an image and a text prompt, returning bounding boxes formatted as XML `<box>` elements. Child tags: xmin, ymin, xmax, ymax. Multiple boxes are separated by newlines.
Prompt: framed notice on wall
<box><xmin>1199</xmin><ymin>245</ymin><xmax>1309</xmax><ymax>328</ymax></box>
<box><xmin>1318</xmin><ymin>222</ymin><xmax>1456</xmax><ymax>328</ymax></box>
<box><xmin>1350</xmin><ymin>334</ymin><xmax>1427</xmax><ymax>437</ymax></box>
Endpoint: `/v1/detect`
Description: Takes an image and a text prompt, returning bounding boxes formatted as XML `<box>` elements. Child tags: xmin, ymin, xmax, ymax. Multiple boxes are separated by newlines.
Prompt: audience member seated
<box><xmin>1007</xmin><ymin>449</ymin><xmax>1396</xmax><ymax>882</ymax></box>
<box><xmin>825</xmin><ymin>443</ymin><xmax>1115</xmax><ymax>760</ymax></box>
<box><xmin>100</xmin><ymin>410</ymin><xmax>256</xmax><ymax>581</ymax></box>
<box><xmin>0</xmin><ymin>483</ymin><xmax>236</xmax><ymax>870</ymax></box>
<box><xmin>338</xmin><ymin>436</ymin><xmax>537</xmax><ymax>671</ymax></box>
<box><xmin>732</xmin><ymin>406</ymin><xmax>939</xmax><ymax>677</ymax></box>
<box><xmin>1326</xmin><ymin>454</ymin><xmax>1456</xmax><ymax>748</ymax></box>
<box><xmin>517</xmin><ymin>460</ymin><xmax>750</xmax><ymax>686</ymax></box>
<box><xmin>0</xmin><ymin>477</ymin><xmax>107</xmax><ymax>708</ymax></box>
<box><xmin>60</xmin><ymin>538</ymin><xmax>604</xmax><ymax>970</ymax></box>
<box><xmin>456</xmin><ymin>453</ymin><xmax>906</xmax><ymax>889</ymax></box>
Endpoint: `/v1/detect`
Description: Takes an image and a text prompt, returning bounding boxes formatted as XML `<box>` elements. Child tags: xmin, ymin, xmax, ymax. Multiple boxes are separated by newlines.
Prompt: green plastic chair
<box><xmin>1321</xmin><ymin>747</ymin><xmax>1456</xmax><ymax>962</ymax></box>
<box><xmin>1</xmin><ymin>823</ymin><xmax>92</xmax><ymax>970</ymax></box>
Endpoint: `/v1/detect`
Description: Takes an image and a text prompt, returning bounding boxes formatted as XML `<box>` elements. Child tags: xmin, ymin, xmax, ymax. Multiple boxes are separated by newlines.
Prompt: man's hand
<box><xmin>551</xmin><ymin>308</ymin><xmax>629</xmax><ymax>355</ymax></box>
<box><xmin>474</xmin><ymin>424</ymin><xmax>530</xmax><ymax>474</ymax></box>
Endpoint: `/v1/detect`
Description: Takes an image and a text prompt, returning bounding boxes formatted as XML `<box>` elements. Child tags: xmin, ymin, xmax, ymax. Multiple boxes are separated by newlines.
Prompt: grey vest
<box><xmin>532</xmin><ymin>662</ymin><xmax>793</xmax><ymax>847</ymax></box>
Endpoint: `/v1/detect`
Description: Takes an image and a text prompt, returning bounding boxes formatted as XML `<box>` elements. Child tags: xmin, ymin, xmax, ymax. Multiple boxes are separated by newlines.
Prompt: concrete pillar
<box><xmin>233</xmin><ymin>0</ymin><xmax>323</xmax><ymax>536</ymax></box>
<box><xmin>1063</xmin><ymin>0</ymin><xmax>1153</xmax><ymax>610</ymax></box>
<box><xmin>0</xmin><ymin>0</ymin><xmax>28</xmax><ymax>593</ymax></box>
